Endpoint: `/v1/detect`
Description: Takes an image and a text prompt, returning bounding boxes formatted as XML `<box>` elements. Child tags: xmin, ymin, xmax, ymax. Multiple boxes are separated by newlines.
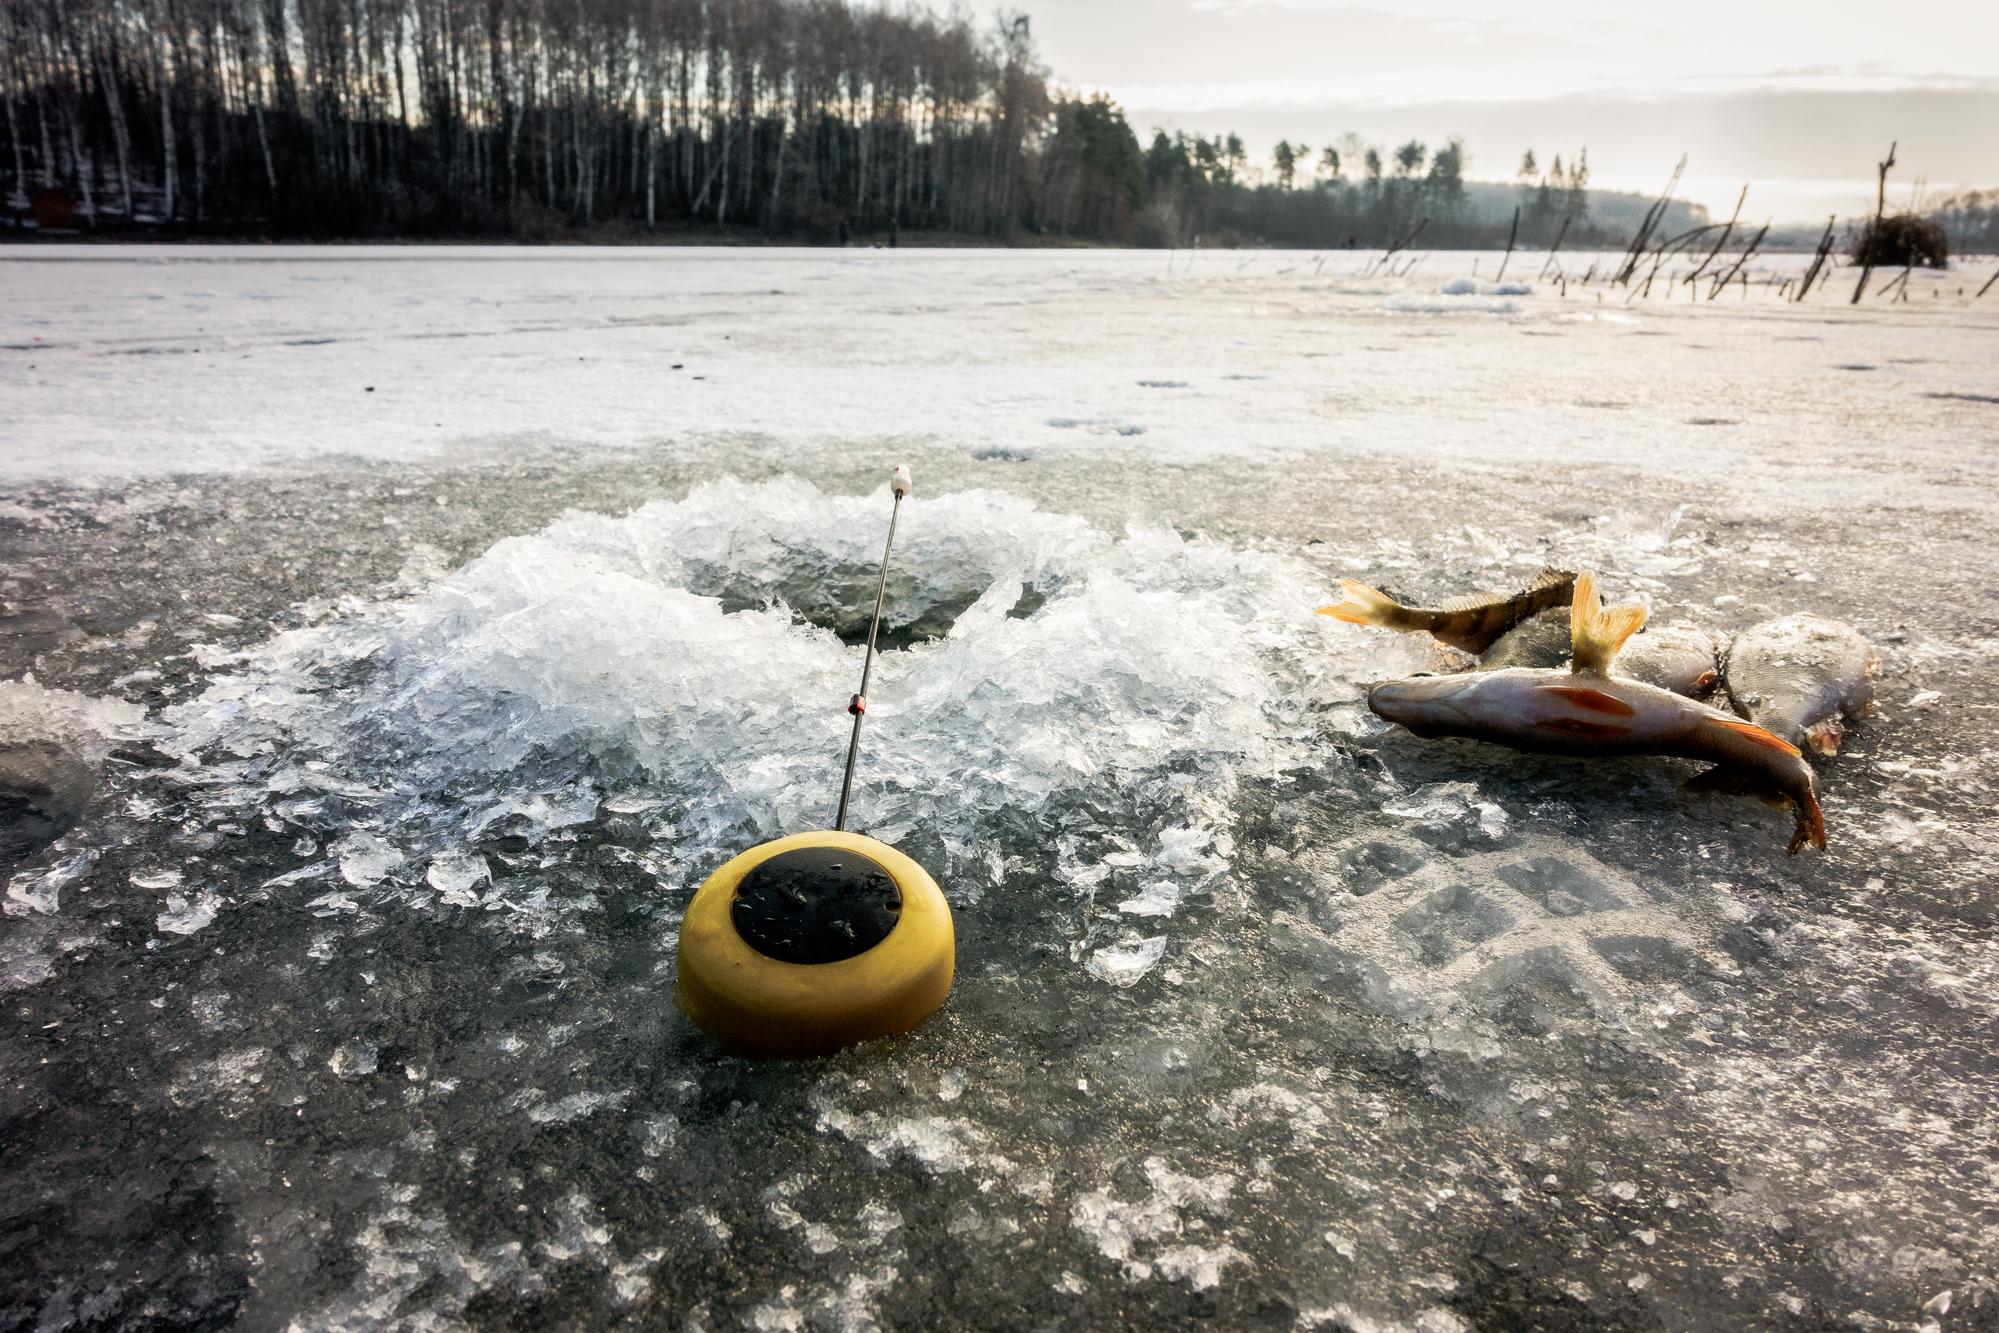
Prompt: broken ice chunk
<box><xmin>1087</xmin><ymin>936</ymin><xmax>1167</xmax><ymax>987</ymax></box>
<box><xmin>156</xmin><ymin>890</ymin><xmax>222</xmax><ymax>935</ymax></box>
<box><xmin>5</xmin><ymin>850</ymin><xmax>97</xmax><ymax>916</ymax></box>
<box><xmin>263</xmin><ymin>861</ymin><xmax>333</xmax><ymax>890</ymax></box>
<box><xmin>329</xmin><ymin>1041</ymin><xmax>379</xmax><ymax>1079</ymax></box>
<box><xmin>1116</xmin><ymin>882</ymin><xmax>1184</xmax><ymax>918</ymax></box>
<box><xmin>334</xmin><ymin>830</ymin><xmax>406</xmax><ymax>887</ymax></box>
<box><xmin>1384</xmin><ymin>782</ymin><xmax>1510</xmax><ymax>840</ymax></box>
<box><xmin>1154</xmin><ymin>1243</ymin><xmax>1251</xmax><ymax>1292</ymax></box>
<box><xmin>426</xmin><ymin>852</ymin><xmax>491</xmax><ymax>904</ymax></box>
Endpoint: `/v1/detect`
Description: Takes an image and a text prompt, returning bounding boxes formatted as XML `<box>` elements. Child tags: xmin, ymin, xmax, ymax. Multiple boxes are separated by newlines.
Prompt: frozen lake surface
<box><xmin>3</xmin><ymin>246</ymin><xmax>1997</xmax><ymax>1330</ymax></box>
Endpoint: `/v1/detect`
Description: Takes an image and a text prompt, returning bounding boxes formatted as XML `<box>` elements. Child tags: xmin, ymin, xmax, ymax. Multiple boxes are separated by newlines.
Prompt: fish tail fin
<box><xmin>1317</xmin><ymin>578</ymin><xmax>1411</xmax><ymax>630</ymax></box>
<box><xmin>1568</xmin><ymin>570</ymin><xmax>1648</xmax><ymax>673</ymax></box>
<box><xmin>1789</xmin><ymin>781</ymin><xmax>1828</xmax><ymax>855</ymax></box>
<box><xmin>1684</xmin><ymin>761</ymin><xmax>1827</xmax><ymax>855</ymax></box>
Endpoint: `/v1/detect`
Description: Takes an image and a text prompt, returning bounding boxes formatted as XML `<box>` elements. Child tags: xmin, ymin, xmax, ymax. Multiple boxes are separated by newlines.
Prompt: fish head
<box><xmin>1367</xmin><ymin>673</ymin><xmax>1488</xmax><ymax>737</ymax></box>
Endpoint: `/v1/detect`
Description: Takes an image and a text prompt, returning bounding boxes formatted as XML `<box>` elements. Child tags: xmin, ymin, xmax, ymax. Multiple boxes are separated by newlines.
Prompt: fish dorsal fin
<box><xmin>1568</xmin><ymin>570</ymin><xmax>1648</xmax><ymax>673</ymax></box>
<box><xmin>1528</xmin><ymin>566</ymin><xmax>1577</xmax><ymax>593</ymax></box>
<box><xmin>1435</xmin><ymin>590</ymin><xmax>1505</xmax><ymax>614</ymax></box>
<box><xmin>1434</xmin><ymin>566</ymin><xmax>1575</xmax><ymax>616</ymax></box>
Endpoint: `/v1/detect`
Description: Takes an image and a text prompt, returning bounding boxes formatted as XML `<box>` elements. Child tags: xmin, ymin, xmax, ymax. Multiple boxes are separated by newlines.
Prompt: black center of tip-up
<box><xmin>731</xmin><ymin>847</ymin><xmax>903</xmax><ymax>964</ymax></box>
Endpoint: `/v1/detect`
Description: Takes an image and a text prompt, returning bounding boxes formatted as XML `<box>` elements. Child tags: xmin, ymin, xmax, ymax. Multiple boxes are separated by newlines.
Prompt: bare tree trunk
<box><xmin>716</xmin><ymin>118</ymin><xmax>728</xmax><ymax>223</ymax></box>
<box><xmin>2</xmin><ymin>86</ymin><xmax>23</xmax><ymax>198</ymax></box>
<box><xmin>691</xmin><ymin>118</ymin><xmax>729</xmax><ymax>214</ymax></box>
<box><xmin>645</xmin><ymin>116</ymin><xmax>656</xmax><ymax>227</ymax></box>
<box><xmin>740</xmin><ymin>91</ymin><xmax>753</xmax><ymax>218</ymax></box>
<box><xmin>252</xmin><ymin>101</ymin><xmax>277</xmax><ymax>210</ymax></box>
<box><xmin>35</xmin><ymin>89</ymin><xmax>56</xmax><ymax>187</ymax></box>
<box><xmin>155</xmin><ymin>29</ymin><xmax>175</xmax><ymax>219</ymax></box>
<box><xmin>62</xmin><ymin>93</ymin><xmax>94</xmax><ymax>219</ymax></box>
<box><xmin>1495</xmin><ymin>205</ymin><xmax>1519</xmax><ymax>280</ymax></box>
<box><xmin>189</xmin><ymin>77</ymin><xmax>205</xmax><ymax>222</ymax></box>
<box><xmin>96</xmin><ymin>51</ymin><xmax>135</xmax><ymax>219</ymax></box>
<box><xmin>766</xmin><ymin>126</ymin><xmax>783</xmax><ymax>228</ymax></box>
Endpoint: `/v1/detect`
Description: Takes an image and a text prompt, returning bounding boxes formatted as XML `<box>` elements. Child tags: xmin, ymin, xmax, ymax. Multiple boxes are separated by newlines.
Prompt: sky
<box><xmin>1022</xmin><ymin>0</ymin><xmax>1999</xmax><ymax>222</ymax></box>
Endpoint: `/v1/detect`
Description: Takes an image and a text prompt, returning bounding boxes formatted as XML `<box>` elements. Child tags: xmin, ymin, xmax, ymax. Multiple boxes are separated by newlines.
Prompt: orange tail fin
<box><xmin>1789</xmin><ymin>784</ymin><xmax>1827</xmax><ymax>855</ymax></box>
<box><xmin>1317</xmin><ymin>578</ymin><xmax>1407</xmax><ymax>629</ymax></box>
<box><xmin>1568</xmin><ymin>570</ymin><xmax>1648</xmax><ymax>673</ymax></box>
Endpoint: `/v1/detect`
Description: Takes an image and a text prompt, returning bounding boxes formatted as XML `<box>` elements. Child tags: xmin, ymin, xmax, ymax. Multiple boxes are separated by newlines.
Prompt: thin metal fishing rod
<box><xmin>835</xmin><ymin>465</ymin><xmax>912</xmax><ymax>831</ymax></box>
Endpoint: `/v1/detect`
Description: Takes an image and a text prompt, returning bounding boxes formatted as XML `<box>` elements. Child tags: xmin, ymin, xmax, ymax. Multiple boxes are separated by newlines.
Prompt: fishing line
<box><xmin>835</xmin><ymin>464</ymin><xmax>911</xmax><ymax>830</ymax></box>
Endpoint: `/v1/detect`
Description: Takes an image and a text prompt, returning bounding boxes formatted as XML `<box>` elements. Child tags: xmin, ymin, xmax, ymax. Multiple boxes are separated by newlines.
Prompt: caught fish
<box><xmin>1367</xmin><ymin>572</ymin><xmax>1826</xmax><ymax>854</ymax></box>
<box><xmin>1318</xmin><ymin>568</ymin><xmax>1576</xmax><ymax>655</ymax></box>
<box><xmin>1623</xmin><ymin>625</ymin><xmax>1724</xmax><ymax>698</ymax></box>
<box><xmin>1722</xmin><ymin>615</ymin><xmax>1878</xmax><ymax>757</ymax></box>
<box><xmin>1479</xmin><ymin>607</ymin><xmax>1721</xmax><ymax>698</ymax></box>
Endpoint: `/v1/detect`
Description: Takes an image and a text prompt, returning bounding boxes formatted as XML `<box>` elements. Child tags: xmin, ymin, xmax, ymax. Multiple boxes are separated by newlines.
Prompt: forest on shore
<box><xmin>3</xmin><ymin>0</ymin><xmax>1993</xmax><ymax>250</ymax></box>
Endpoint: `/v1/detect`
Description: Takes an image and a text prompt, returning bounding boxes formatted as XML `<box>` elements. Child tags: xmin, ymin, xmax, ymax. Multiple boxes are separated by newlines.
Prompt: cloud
<box><xmin>1023</xmin><ymin>0</ymin><xmax>1999</xmax><ymax>218</ymax></box>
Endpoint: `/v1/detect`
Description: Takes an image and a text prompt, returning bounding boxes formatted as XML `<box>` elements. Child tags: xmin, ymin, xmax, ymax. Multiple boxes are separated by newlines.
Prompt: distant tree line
<box><xmin>0</xmin><ymin>0</ymin><xmax>1051</xmax><ymax>239</ymax></box>
<box><xmin>0</xmin><ymin>0</ymin><xmax>1648</xmax><ymax>248</ymax></box>
<box><xmin>1129</xmin><ymin>127</ymin><xmax>1606</xmax><ymax>250</ymax></box>
<box><xmin>1927</xmin><ymin>191</ymin><xmax>1999</xmax><ymax>253</ymax></box>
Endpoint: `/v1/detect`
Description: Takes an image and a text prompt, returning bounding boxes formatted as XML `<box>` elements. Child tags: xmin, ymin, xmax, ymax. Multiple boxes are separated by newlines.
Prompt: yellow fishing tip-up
<box><xmin>674</xmin><ymin>830</ymin><xmax>954</xmax><ymax>1058</ymax></box>
<box><xmin>672</xmin><ymin>465</ymin><xmax>954</xmax><ymax>1058</ymax></box>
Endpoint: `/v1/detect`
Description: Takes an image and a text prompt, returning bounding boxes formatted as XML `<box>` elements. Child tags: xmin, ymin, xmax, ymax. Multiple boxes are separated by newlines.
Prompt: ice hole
<box><xmin>553</xmin><ymin>477</ymin><xmax>1087</xmax><ymax>650</ymax></box>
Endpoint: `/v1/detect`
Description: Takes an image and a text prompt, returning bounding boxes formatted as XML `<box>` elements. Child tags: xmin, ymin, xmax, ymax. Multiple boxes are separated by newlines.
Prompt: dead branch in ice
<box><xmin>1496</xmin><ymin>206</ymin><xmax>1520</xmax><ymax>282</ymax></box>
<box><xmin>1707</xmin><ymin>222</ymin><xmax>1769</xmax><ymax>299</ymax></box>
<box><xmin>1614</xmin><ymin>154</ymin><xmax>1687</xmax><ymax>284</ymax></box>
<box><xmin>1796</xmin><ymin>216</ymin><xmax>1837</xmax><ymax>302</ymax></box>
<box><xmin>1684</xmin><ymin>184</ymin><xmax>1747</xmax><ymax>288</ymax></box>
<box><xmin>1537</xmin><ymin>215</ymin><xmax>1572</xmax><ymax>280</ymax></box>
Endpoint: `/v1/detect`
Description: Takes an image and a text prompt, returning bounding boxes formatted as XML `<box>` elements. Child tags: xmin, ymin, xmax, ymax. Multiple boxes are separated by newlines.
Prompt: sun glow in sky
<box><xmin>1023</xmin><ymin>0</ymin><xmax>1999</xmax><ymax>220</ymax></box>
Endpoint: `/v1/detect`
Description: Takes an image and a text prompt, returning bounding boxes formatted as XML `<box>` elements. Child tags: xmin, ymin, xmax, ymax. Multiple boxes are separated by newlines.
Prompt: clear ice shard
<box><xmin>156</xmin><ymin>890</ymin><xmax>222</xmax><ymax>936</ymax></box>
<box><xmin>5</xmin><ymin>850</ymin><xmax>97</xmax><ymax>917</ymax></box>
<box><xmin>1383</xmin><ymin>781</ymin><xmax>1511</xmax><ymax>840</ymax></box>
<box><xmin>1087</xmin><ymin>936</ymin><xmax>1168</xmax><ymax>987</ymax></box>
<box><xmin>334</xmin><ymin>831</ymin><xmax>406</xmax><ymax>887</ymax></box>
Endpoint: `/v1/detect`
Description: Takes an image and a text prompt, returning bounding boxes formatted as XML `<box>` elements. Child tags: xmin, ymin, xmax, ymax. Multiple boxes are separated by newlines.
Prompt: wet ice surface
<box><xmin>3</xmin><ymin>249</ymin><xmax>1999</xmax><ymax>1331</ymax></box>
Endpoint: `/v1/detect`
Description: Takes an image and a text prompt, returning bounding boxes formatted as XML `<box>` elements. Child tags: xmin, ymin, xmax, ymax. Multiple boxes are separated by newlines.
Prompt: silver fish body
<box><xmin>1722</xmin><ymin>615</ymin><xmax>1878</xmax><ymax>756</ymax></box>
